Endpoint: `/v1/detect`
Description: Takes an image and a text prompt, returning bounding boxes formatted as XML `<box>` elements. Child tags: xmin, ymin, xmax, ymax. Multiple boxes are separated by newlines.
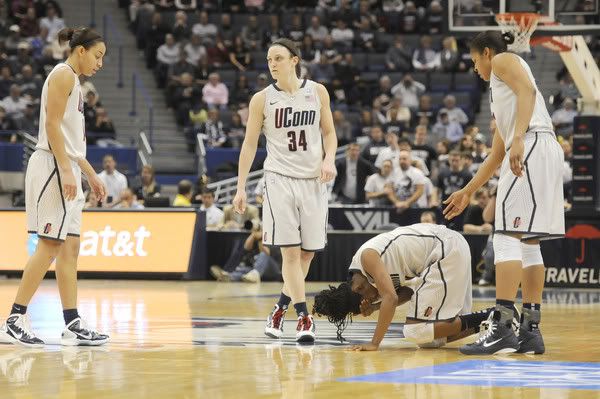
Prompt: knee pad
<box><xmin>403</xmin><ymin>322</ymin><xmax>434</xmax><ymax>345</ymax></box>
<box><xmin>493</xmin><ymin>234</ymin><xmax>522</xmax><ymax>264</ymax></box>
<box><xmin>521</xmin><ymin>243</ymin><xmax>543</xmax><ymax>268</ymax></box>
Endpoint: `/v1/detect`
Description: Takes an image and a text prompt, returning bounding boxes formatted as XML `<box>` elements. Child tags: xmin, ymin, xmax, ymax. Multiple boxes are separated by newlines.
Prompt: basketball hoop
<box><xmin>495</xmin><ymin>13</ymin><xmax>540</xmax><ymax>53</ymax></box>
<box><xmin>496</xmin><ymin>13</ymin><xmax>574</xmax><ymax>53</ymax></box>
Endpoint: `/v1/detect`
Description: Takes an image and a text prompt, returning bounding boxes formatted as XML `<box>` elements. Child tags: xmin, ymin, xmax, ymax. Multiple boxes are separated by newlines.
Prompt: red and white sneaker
<box><xmin>264</xmin><ymin>305</ymin><xmax>287</xmax><ymax>339</ymax></box>
<box><xmin>296</xmin><ymin>314</ymin><xmax>315</xmax><ymax>343</ymax></box>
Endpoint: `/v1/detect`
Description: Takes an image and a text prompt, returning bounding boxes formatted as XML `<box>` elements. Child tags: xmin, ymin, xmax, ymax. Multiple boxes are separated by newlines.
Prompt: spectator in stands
<box><xmin>285</xmin><ymin>14</ymin><xmax>304</xmax><ymax>43</ymax></box>
<box><xmin>156</xmin><ymin>33</ymin><xmax>180</xmax><ymax>80</ymax></box>
<box><xmin>400</xmin><ymin>1</ymin><xmax>420</xmax><ymax>33</ymax></box>
<box><xmin>133</xmin><ymin>164</ymin><xmax>161</xmax><ymax>203</ymax></box>
<box><xmin>194</xmin><ymin>56</ymin><xmax>213</xmax><ymax>85</ymax></box>
<box><xmin>389</xmin><ymin>150</ymin><xmax>426</xmax><ymax>212</ymax></box>
<box><xmin>19</xmin><ymin>7</ymin><xmax>39</xmax><ymax>37</ymax></box>
<box><xmin>355</xmin><ymin>16</ymin><xmax>377</xmax><ymax>52</ymax></box>
<box><xmin>200</xmin><ymin>189</ymin><xmax>223</xmax><ymax>228</ymax></box>
<box><xmin>552</xmin><ymin>97</ymin><xmax>578</xmax><ymax>137</ymax></box>
<box><xmin>436</xmin><ymin>150</ymin><xmax>472</xmax><ymax>205</ymax></box>
<box><xmin>432</xmin><ymin>111</ymin><xmax>464</xmax><ymax>145</ymax></box>
<box><xmin>306</xmin><ymin>15</ymin><xmax>328</xmax><ymax>44</ymax></box>
<box><xmin>335</xmin><ymin>53</ymin><xmax>360</xmax><ymax>90</ymax></box>
<box><xmin>173</xmin><ymin>179</ymin><xmax>193</xmax><ymax>207</ymax></box>
<box><xmin>114</xmin><ymin>188</ymin><xmax>145</xmax><ymax>210</ymax></box>
<box><xmin>202</xmin><ymin>72</ymin><xmax>228</xmax><ymax>110</ymax></box>
<box><xmin>39</xmin><ymin>3</ymin><xmax>64</xmax><ymax>43</ymax></box>
<box><xmin>263</xmin><ymin>15</ymin><xmax>285</xmax><ymax>46</ymax></box>
<box><xmin>436</xmin><ymin>139</ymin><xmax>450</xmax><ymax>168</ymax></box>
<box><xmin>426</xmin><ymin>1</ymin><xmax>444</xmax><ymax>34</ymax></box>
<box><xmin>228</xmin><ymin>35</ymin><xmax>251</xmax><ymax>72</ymax></box>
<box><xmin>461</xmin><ymin>152</ymin><xmax>477</xmax><ymax>175</ymax></box>
<box><xmin>183</xmin><ymin>33</ymin><xmax>206</xmax><ymax>66</ymax></box>
<box><xmin>84</xmin><ymin>91</ymin><xmax>100</xmax><ymax>131</ymax></box>
<box><xmin>371</xmin><ymin>98</ymin><xmax>388</xmax><ymax>125</ymax></box>
<box><xmin>79</xmin><ymin>75</ymin><xmax>99</xmax><ymax>99</ymax></box>
<box><xmin>227</xmin><ymin>113</ymin><xmax>245</xmax><ymax>148</ymax></box>
<box><xmin>92</xmin><ymin>107</ymin><xmax>116</xmax><ymax>137</ymax></box>
<box><xmin>412</xmin><ymin>35</ymin><xmax>440</xmax><ymax>72</ymax></box>
<box><xmin>171</xmin><ymin>11</ymin><xmax>190</xmax><ymax>42</ymax></box>
<box><xmin>420</xmin><ymin>210</ymin><xmax>437</xmax><ymax>224</ymax></box>
<box><xmin>155</xmin><ymin>0</ymin><xmax>175</xmax><ymax>11</ymax></box>
<box><xmin>16</xmin><ymin>64</ymin><xmax>42</xmax><ymax>99</ymax></box>
<box><xmin>375</xmin><ymin>130</ymin><xmax>400</xmax><ymax>169</ymax></box>
<box><xmin>300</xmin><ymin>35</ymin><xmax>317</xmax><ymax>65</ymax></box>
<box><xmin>463</xmin><ymin>187</ymin><xmax>493</xmax><ymax>234</ymax></box>
<box><xmin>192</xmin><ymin>10</ymin><xmax>217</xmax><ymax>46</ymax></box>
<box><xmin>386</xmin><ymin>97</ymin><xmax>411</xmax><ymax>130</ymax></box>
<box><xmin>458</xmin><ymin>132</ymin><xmax>475</xmax><ymax>153</ymax></box>
<box><xmin>0</xmin><ymin>106</ymin><xmax>17</xmax><ymax>138</ymax></box>
<box><xmin>411</xmin><ymin>125</ymin><xmax>437</xmax><ymax>172</ymax></box>
<box><xmin>219</xmin><ymin>13</ymin><xmax>235</xmax><ymax>48</ymax></box>
<box><xmin>254</xmin><ymin>73</ymin><xmax>269</xmax><ymax>92</ymax></box>
<box><xmin>0</xmin><ymin>66</ymin><xmax>14</xmax><ymax>100</ymax></box>
<box><xmin>206</xmin><ymin>36</ymin><xmax>229</xmax><ymax>69</ymax></box>
<box><xmin>5</xmin><ymin>25</ymin><xmax>22</xmax><ymax>55</ymax></box>
<box><xmin>84</xmin><ymin>190</ymin><xmax>100</xmax><ymax>209</ymax></box>
<box><xmin>144</xmin><ymin>13</ymin><xmax>168</xmax><ymax>69</ymax></box>
<box><xmin>357</xmin><ymin>1</ymin><xmax>384</xmax><ymax>32</ymax></box>
<box><xmin>9</xmin><ymin>42</ymin><xmax>36</xmax><ymax>76</ymax></box>
<box><xmin>438</xmin><ymin>94</ymin><xmax>469</xmax><ymax>126</ymax></box>
<box><xmin>317</xmin><ymin>35</ymin><xmax>342</xmax><ymax>64</ymax></box>
<box><xmin>191</xmin><ymin>174</ymin><xmax>209</xmax><ymax>205</ymax></box>
<box><xmin>98</xmin><ymin>154</ymin><xmax>129</xmax><ymax>207</ymax></box>
<box><xmin>241</xmin><ymin>15</ymin><xmax>263</xmax><ymax>50</ymax></box>
<box><xmin>361</xmin><ymin>125</ymin><xmax>387</xmax><ymax>164</ymax></box>
<box><xmin>472</xmin><ymin>133</ymin><xmax>488</xmax><ymax>169</ymax></box>
<box><xmin>391</xmin><ymin>73</ymin><xmax>425</xmax><ymax>111</ymax></box>
<box><xmin>440</xmin><ymin>36</ymin><xmax>465</xmax><ymax>73</ymax></box>
<box><xmin>554</xmin><ymin>71</ymin><xmax>580</xmax><ymax>107</ymax></box>
<box><xmin>365</xmin><ymin>159</ymin><xmax>395</xmax><ymax>206</ymax></box>
<box><xmin>415</xmin><ymin>94</ymin><xmax>435</xmax><ymax>128</ymax></box>
<box><xmin>201</xmin><ymin>108</ymin><xmax>227</xmax><ymax>147</ymax></box>
<box><xmin>1</xmin><ymin>84</ymin><xmax>28</xmax><ymax>120</ymax></box>
<box><xmin>398</xmin><ymin>137</ymin><xmax>429</xmax><ymax>176</ymax></box>
<box><xmin>333</xmin><ymin>110</ymin><xmax>353</xmax><ymax>144</ymax></box>
<box><xmin>385</xmin><ymin>36</ymin><xmax>412</xmax><ymax>72</ymax></box>
<box><xmin>167</xmin><ymin>53</ymin><xmax>195</xmax><ymax>104</ymax></box>
<box><xmin>15</xmin><ymin>101</ymin><xmax>38</xmax><ymax>133</ymax></box>
<box><xmin>331</xmin><ymin>0</ymin><xmax>357</xmax><ymax>26</ymax></box>
<box><xmin>373</xmin><ymin>75</ymin><xmax>393</xmax><ymax>110</ymax></box>
<box><xmin>220</xmin><ymin>203</ymin><xmax>260</xmax><ymax>230</ymax></box>
<box><xmin>231</xmin><ymin>75</ymin><xmax>251</xmax><ymax>107</ymax></box>
<box><xmin>309</xmin><ymin>54</ymin><xmax>335</xmax><ymax>84</ymax></box>
<box><xmin>333</xmin><ymin>142</ymin><xmax>378</xmax><ymax>204</ymax></box>
<box><xmin>331</xmin><ymin>20</ymin><xmax>354</xmax><ymax>52</ymax></box>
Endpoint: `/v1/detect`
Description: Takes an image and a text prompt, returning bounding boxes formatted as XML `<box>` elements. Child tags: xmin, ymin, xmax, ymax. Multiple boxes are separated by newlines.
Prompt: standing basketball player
<box><xmin>0</xmin><ymin>28</ymin><xmax>109</xmax><ymax>346</ymax></box>
<box><xmin>444</xmin><ymin>31</ymin><xmax>564</xmax><ymax>355</ymax></box>
<box><xmin>233</xmin><ymin>38</ymin><xmax>337</xmax><ymax>343</ymax></box>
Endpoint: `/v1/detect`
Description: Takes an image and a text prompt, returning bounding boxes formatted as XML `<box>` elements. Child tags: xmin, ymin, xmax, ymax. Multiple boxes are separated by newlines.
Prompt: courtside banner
<box><xmin>0</xmin><ymin>209</ymin><xmax>197</xmax><ymax>273</ymax></box>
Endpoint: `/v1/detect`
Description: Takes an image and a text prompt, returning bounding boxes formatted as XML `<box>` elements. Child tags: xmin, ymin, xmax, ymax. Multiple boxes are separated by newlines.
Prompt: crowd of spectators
<box><xmin>0</xmin><ymin>0</ymin><xmax>116</xmax><ymax>144</ymax></box>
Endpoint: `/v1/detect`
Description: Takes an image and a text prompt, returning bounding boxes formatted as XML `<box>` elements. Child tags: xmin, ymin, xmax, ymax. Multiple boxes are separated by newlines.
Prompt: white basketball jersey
<box><xmin>349</xmin><ymin>223</ymin><xmax>450</xmax><ymax>286</ymax></box>
<box><xmin>36</xmin><ymin>63</ymin><xmax>86</xmax><ymax>159</ymax></box>
<box><xmin>262</xmin><ymin>78</ymin><xmax>323</xmax><ymax>179</ymax></box>
<box><xmin>489</xmin><ymin>54</ymin><xmax>553</xmax><ymax>149</ymax></box>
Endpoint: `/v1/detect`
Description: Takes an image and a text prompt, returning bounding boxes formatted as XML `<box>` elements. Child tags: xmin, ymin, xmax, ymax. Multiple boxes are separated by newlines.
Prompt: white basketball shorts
<box><xmin>26</xmin><ymin>150</ymin><xmax>85</xmax><ymax>241</ymax></box>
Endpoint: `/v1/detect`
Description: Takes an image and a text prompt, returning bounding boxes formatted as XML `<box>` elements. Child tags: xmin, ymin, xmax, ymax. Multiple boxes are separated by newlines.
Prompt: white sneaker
<box><xmin>0</xmin><ymin>314</ymin><xmax>44</xmax><ymax>348</ymax></box>
<box><xmin>242</xmin><ymin>269</ymin><xmax>261</xmax><ymax>283</ymax></box>
<box><xmin>264</xmin><ymin>305</ymin><xmax>286</xmax><ymax>339</ymax></box>
<box><xmin>61</xmin><ymin>318</ymin><xmax>110</xmax><ymax>346</ymax></box>
<box><xmin>296</xmin><ymin>314</ymin><xmax>316</xmax><ymax>344</ymax></box>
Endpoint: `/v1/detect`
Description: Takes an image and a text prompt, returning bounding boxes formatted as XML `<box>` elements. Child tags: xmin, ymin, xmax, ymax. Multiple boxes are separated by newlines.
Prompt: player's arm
<box><xmin>492</xmin><ymin>53</ymin><xmax>537</xmax><ymax>176</ymax></box>
<box><xmin>46</xmin><ymin>68</ymin><xmax>77</xmax><ymax>200</ymax></box>
<box><xmin>361</xmin><ymin>248</ymin><xmax>399</xmax><ymax>349</ymax></box>
<box><xmin>316</xmin><ymin>83</ymin><xmax>337</xmax><ymax>182</ymax></box>
<box><xmin>233</xmin><ymin>90</ymin><xmax>265</xmax><ymax>213</ymax></box>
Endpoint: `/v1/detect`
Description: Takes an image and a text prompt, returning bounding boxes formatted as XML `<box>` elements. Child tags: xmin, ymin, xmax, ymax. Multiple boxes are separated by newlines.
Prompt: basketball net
<box><xmin>495</xmin><ymin>13</ymin><xmax>573</xmax><ymax>53</ymax></box>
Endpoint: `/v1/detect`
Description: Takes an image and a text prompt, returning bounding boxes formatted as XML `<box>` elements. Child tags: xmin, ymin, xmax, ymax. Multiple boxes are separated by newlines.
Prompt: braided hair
<box><xmin>312</xmin><ymin>282</ymin><xmax>362</xmax><ymax>342</ymax></box>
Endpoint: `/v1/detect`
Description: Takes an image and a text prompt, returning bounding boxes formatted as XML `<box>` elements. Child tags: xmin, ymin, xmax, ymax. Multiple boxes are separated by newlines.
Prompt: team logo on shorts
<box><xmin>424</xmin><ymin>306</ymin><xmax>433</xmax><ymax>317</ymax></box>
<box><xmin>513</xmin><ymin>217</ymin><xmax>522</xmax><ymax>229</ymax></box>
<box><xmin>43</xmin><ymin>223</ymin><xmax>52</xmax><ymax>234</ymax></box>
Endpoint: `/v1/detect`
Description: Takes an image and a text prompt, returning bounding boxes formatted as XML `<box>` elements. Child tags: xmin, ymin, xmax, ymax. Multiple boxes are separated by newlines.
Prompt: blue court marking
<box><xmin>340</xmin><ymin>360</ymin><xmax>600</xmax><ymax>390</ymax></box>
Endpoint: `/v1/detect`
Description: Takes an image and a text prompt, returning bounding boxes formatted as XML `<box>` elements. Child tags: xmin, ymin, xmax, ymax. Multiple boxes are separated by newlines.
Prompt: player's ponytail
<box><xmin>270</xmin><ymin>38</ymin><xmax>302</xmax><ymax>78</ymax></box>
<box><xmin>58</xmin><ymin>27</ymin><xmax>104</xmax><ymax>51</ymax></box>
<box><xmin>313</xmin><ymin>282</ymin><xmax>362</xmax><ymax>342</ymax></box>
<box><xmin>470</xmin><ymin>30</ymin><xmax>511</xmax><ymax>54</ymax></box>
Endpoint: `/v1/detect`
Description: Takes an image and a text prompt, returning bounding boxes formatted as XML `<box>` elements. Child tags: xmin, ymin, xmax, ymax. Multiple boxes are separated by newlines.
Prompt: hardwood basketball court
<box><xmin>0</xmin><ymin>280</ymin><xmax>599</xmax><ymax>398</ymax></box>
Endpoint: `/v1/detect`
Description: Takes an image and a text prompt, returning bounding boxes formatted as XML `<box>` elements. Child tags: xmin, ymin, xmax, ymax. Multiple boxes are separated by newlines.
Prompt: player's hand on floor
<box><xmin>233</xmin><ymin>190</ymin><xmax>247</xmax><ymax>214</ymax></box>
<box><xmin>349</xmin><ymin>343</ymin><xmax>379</xmax><ymax>351</ymax></box>
<box><xmin>60</xmin><ymin>167</ymin><xmax>77</xmax><ymax>201</ymax></box>
<box><xmin>443</xmin><ymin>189</ymin><xmax>470</xmax><ymax>220</ymax></box>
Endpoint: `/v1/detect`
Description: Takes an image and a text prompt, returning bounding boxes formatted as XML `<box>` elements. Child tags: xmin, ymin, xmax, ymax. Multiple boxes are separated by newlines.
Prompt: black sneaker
<box><xmin>61</xmin><ymin>318</ymin><xmax>110</xmax><ymax>346</ymax></box>
<box><xmin>460</xmin><ymin>310</ymin><xmax>519</xmax><ymax>355</ymax></box>
<box><xmin>517</xmin><ymin>323</ymin><xmax>545</xmax><ymax>354</ymax></box>
<box><xmin>0</xmin><ymin>314</ymin><xmax>44</xmax><ymax>348</ymax></box>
